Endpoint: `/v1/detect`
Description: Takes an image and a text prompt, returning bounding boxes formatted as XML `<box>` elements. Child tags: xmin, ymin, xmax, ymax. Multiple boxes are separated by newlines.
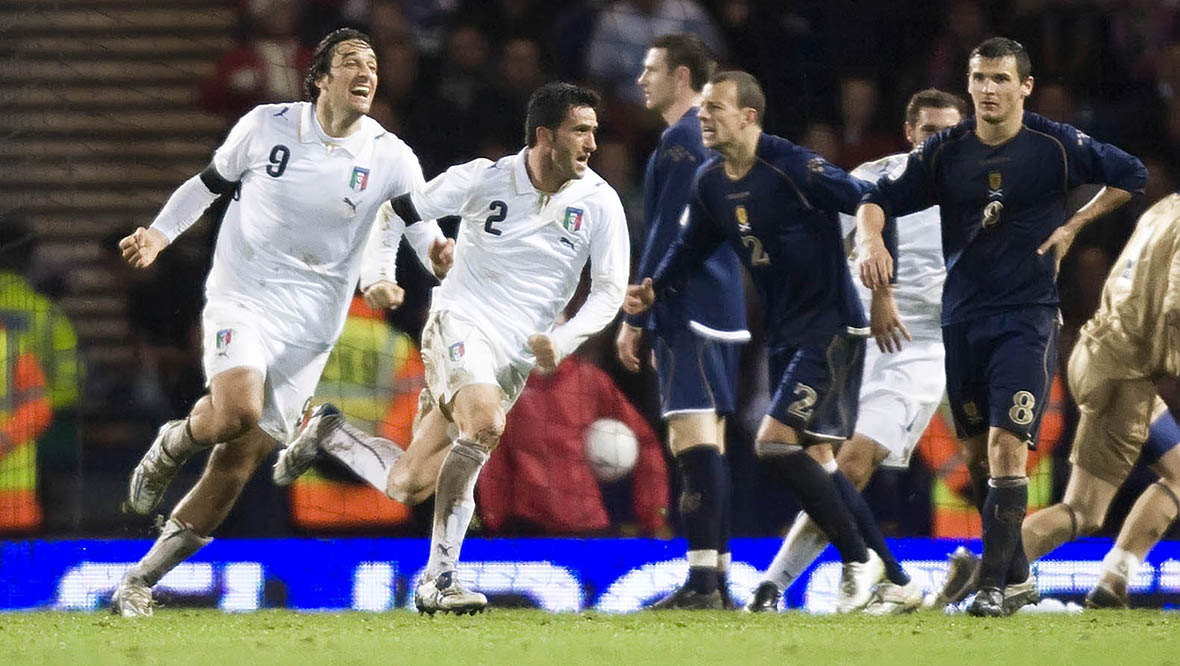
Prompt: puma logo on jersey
<box><xmin>558</xmin><ymin>237</ymin><xmax>575</xmax><ymax>249</ymax></box>
<box><xmin>343</xmin><ymin>197</ymin><xmax>358</xmax><ymax>214</ymax></box>
<box><xmin>272</xmin><ymin>107</ymin><xmax>289</xmax><ymax>117</ymax></box>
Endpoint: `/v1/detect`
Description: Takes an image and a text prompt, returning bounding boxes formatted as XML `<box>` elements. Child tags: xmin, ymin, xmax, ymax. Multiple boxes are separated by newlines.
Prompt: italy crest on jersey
<box><xmin>448</xmin><ymin>341</ymin><xmax>465</xmax><ymax>361</ymax></box>
<box><xmin>349</xmin><ymin>166</ymin><xmax>370</xmax><ymax>192</ymax></box>
<box><xmin>563</xmin><ymin>207</ymin><xmax>584</xmax><ymax>232</ymax></box>
<box><xmin>215</xmin><ymin>329</ymin><xmax>233</xmax><ymax>356</ymax></box>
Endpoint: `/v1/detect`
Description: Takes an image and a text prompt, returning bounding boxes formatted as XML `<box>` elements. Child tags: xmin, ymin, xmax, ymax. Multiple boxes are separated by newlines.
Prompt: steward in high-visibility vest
<box><xmin>290</xmin><ymin>295</ymin><xmax>423</xmax><ymax>529</ymax></box>
<box><xmin>0</xmin><ymin>271</ymin><xmax>79</xmax><ymax>532</ymax></box>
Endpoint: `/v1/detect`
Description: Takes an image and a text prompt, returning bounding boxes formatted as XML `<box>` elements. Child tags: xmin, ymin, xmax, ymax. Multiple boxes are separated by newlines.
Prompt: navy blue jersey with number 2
<box><xmin>652</xmin><ymin>132</ymin><xmax>870</xmax><ymax>346</ymax></box>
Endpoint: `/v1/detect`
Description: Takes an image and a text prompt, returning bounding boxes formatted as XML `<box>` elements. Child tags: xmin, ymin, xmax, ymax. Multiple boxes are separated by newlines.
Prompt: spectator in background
<box><xmin>476</xmin><ymin>353</ymin><xmax>668</xmax><ymax>536</ymax></box>
<box><xmin>368</xmin><ymin>0</ymin><xmax>412</xmax><ymax>47</ymax></box>
<box><xmin>585</xmin><ymin>0</ymin><xmax>725</xmax><ymax>105</ymax></box>
<box><xmin>0</xmin><ymin>214</ymin><xmax>80</xmax><ymax>533</ymax></box>
<box><xmin>836</xmin><ymin>75</ymin><xmax>903</xmax><ymax>169</ymax></box>
<box><xmin>475</xmin><ymin>37</ymin><xmax>549</xmax><ymax>153</ymax></box>
<box><xmin>589</xmin><ymin>139</ymin><xmax>644</xmax><ymax>241</ymax></box>
<box><xmin>800</xmin><ymin>120</ymin><xmax>842</xmax><ymax>165</ymax></box>
<box><xmin>926</xmin><ymin>0</ymin><xmax>990</xmax><ymax>93</ymax></box>
<box><xmin>424</xmin><ymin>21</ymin><xmax>494</xmax><ymax>165</ymax></box>
<box><xmin>1108</xmin><ymin>0</ymin><xmax>1180</xmax><ymax>86</ymax></box>
<box><xmin>458</xmin><ymin>0</ymin><xmax>557</xmax><ymax>48</ymax></box>
<box><xmin>199</xmin><ymin>0</ymin><xmax>311</xmax><ymax>117</ymax></box>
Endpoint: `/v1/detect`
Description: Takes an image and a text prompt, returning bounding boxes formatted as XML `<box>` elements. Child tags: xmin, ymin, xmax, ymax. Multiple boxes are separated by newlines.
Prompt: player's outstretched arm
<box><xmin>869</xmin><ymin>287</ymin><xmax>911</xmax><ymax>353</ymax></box>
<box><xmin>1038</xmin><ymin>186</ymin><xmax>1133</xmax><ymax>261</ymax></box>
<box><xmin>118</xmin><ymin>227</ymin><xmax>169</xmax><ymax>269</ymax></box>
<box><xmin>856</xmin><ymin>202</ymin><xmax>893</xmax><ymax>290</ymax></box>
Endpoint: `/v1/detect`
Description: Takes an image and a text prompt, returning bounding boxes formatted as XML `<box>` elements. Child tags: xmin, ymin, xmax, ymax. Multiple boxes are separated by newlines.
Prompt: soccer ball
<box><xmin>583</xmin><ymin>418</ymin><xmax>639</xmax><ymax>483</ymax></box>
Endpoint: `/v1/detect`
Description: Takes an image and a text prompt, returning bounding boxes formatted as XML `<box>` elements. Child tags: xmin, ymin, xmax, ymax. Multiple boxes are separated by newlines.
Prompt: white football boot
<box><xmin>272</xmin><ymin>404</ymin><xmax>343</xmax><ymax>485</ymax></box>
<box><xmin>124</xmin><ymin>420</ymin><xmax>187</xmax><ymax>515</ymax></box>
<box><xmin>110</xmin><ymin>581</ymin><xmax>154</xmax><ymax>617</ymax></box>
<box><xmin>837</xmin><ymin>549</ymin><xmax>885</xmax><ymax>613</ymax></box>
<box><xmin>864</xmin><ymin>579</ymin><xmax>924</xmax><ymax>615</ymax></box>
<box><xmin>414</xmin><ymin>571</ymin><xmax>488</xmax><ymax>616</ymax></box>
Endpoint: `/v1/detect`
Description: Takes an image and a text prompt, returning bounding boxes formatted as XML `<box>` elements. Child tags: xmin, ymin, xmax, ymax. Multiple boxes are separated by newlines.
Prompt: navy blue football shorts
<box><xmin>943</xmin><ymin>306</ymin><xmax>1059</xmax><ymax>446</ymax></box>
<box><xmin>653</xmin><ymin>325</ymin><xmax>741</xmax><ymax>418</ymax></box>
<box><xmin>766</xmin><ymin>331</ymin><xmax>866</xmax><ymax>444</ymax></box>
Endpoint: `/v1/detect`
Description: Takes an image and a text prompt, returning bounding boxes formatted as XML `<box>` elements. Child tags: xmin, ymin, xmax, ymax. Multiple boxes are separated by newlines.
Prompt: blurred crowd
<box><xmin>6</xmin><ymin>0</ymin><xmax>1180</xmax><ymax>540</ymax></box>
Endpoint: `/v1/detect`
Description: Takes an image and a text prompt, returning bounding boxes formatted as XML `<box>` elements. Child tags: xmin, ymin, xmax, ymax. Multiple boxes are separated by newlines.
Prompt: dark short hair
<box><xmin>305</xmin><ymin>28</ymin><xmax>374</xmax><ymax>103</ymax></box>
<box><xmin>969</xmin><ymin>37</ymin><xmax>1032</xmax><ymax>81</ymax></box>
<box><xmin>905</xmin><ymin>88</ymin><xmax>969</xmax><ymax>127</ymax></box>
<box><xmin>650</xmin><ymin>33</ymin><xmax>716</xmax><ymax>92</ymax></box>
<box><xmin>524</xmin><ymin>82</ymin><xmax>600</xmax><ymax>147</ymax></box>
<box><xmin>709</xmin><ymin>70</ymin><xmax>765</xmax><ymax>124</ymax></box>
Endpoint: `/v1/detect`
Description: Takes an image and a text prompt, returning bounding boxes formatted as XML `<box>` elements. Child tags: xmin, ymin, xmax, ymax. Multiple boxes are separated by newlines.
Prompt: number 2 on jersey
<box><xmin>484</xmin><ymin>200</ymin><xmax>507</xmax><ymax>236</ymax></box>
<box><xmin>742</xmin><ymin>235</ymin><xmax>771</xmax><ymax>266</ymax></box>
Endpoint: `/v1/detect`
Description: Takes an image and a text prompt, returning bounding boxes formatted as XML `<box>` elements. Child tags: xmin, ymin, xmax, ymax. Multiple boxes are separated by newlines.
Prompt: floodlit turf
<box><xmin>1</xmin><ymin>609</ymin><xmax>1175</xmax><ymax>666</ymax></box>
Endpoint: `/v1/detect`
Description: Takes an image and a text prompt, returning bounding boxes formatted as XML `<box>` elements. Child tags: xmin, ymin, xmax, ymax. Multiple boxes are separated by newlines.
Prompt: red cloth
<box><xmin>476</xmin><ymin>356</ymin><xmax>668</xmax><ymax>535</ymax></box>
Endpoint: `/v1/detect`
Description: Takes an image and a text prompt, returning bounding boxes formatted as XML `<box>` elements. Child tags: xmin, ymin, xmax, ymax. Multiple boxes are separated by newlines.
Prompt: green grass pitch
<box><xmin>2</xmin><ymin>609</ymin><xmax>1176</xmax><ymax>665</ymax></box>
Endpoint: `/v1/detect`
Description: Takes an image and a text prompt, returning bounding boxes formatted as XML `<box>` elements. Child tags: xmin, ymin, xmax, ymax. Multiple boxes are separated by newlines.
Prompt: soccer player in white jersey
<box><xmin>273</xmin><ymin>82</ymin><xmax>630</xmax><ymax>614</ymax></box>
<box><xmin>109</xmin><ymin>29</ymin><xmax>453</xmax><ymax>617</ymax></box>
<box><xmin>746</xmin><ymin>90</ymin><xmax>967</xmax><ymax>614</ymax></box>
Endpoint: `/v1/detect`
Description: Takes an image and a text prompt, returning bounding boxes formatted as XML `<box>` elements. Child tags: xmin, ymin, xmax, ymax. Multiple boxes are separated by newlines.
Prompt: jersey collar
<box><xmin>298</xmin><ymin>102</ymin><xmax>368</xmax><ymax>157</ymax></box>
<box><xmin>512</xmin><ymin>147</ymin><xmax>538</xmax><ymax>196</ymax></box>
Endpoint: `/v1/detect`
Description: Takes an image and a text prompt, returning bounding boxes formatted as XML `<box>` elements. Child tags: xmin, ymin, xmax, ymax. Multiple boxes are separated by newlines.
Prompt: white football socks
<box><xmin>321</xmin><ymin>419</ymin><xmax>405</xmax><ymax>494</ymax></box>
<box><xmin>762</xmin><ymin>511</ymin><xmax>830</xmax><ymax>591</ymax></box>
<box><xmin>424</xmin><ymin>439</ymin><xmax>489</xmax><ymax>580</ymax></box>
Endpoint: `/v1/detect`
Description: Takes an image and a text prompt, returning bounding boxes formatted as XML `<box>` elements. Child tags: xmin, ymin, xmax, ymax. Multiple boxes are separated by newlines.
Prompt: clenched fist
<box><xmin>363</xmin><ymin>280</ymin><xmax>405</xmax><ymax>310</ymax></box>
<box><xmin>430</xmin><ymin>237</ymin><xmax>455</xmax><ymax>279</ymax></box>
<box><xmin>118</xmin><ymin>227</ymin><xmax>169</xmax><ymax>269</ymax></box>
<box><xmin>528</xmin><ymin>333</ymin><xmax>559</xmax><ymax>374</ymax></box>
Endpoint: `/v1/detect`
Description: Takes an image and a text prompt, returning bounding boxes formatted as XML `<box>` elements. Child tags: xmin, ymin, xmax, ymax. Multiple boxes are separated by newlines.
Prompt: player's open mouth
<box><xmin>350</xmin><ymin>86</ymin><xmax>371</xmax><ymax>100</ymax></box>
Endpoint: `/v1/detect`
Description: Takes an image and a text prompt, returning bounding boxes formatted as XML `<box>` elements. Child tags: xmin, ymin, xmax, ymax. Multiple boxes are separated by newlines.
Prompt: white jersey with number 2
<box><xmin>405</xmin><ymin>148</ymin><xmax>630</xmax><ymax>366</ymax></box>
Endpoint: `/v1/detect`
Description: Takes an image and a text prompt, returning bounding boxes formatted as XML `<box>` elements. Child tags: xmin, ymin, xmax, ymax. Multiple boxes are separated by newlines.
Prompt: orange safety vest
<box><xmin>0</xmin><ymin>324</ymin><xmax>52</xmax><ymax>530</ymax></box>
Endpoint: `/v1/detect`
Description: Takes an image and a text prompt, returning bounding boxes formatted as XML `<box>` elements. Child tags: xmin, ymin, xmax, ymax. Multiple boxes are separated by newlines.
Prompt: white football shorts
<box><xmin>418</xmin><ymin>309</ymin><xmax>531</xmax><ymax>422</ymax></box>
<box><xmin>855</xmin><ymin>339</ymin><xmax>946</xmax><ymax>468</ymax></box>
<box><xmin>201</xmin><ymin>300</ymin><xmax>331</xmax><ymax>444</ymax></box>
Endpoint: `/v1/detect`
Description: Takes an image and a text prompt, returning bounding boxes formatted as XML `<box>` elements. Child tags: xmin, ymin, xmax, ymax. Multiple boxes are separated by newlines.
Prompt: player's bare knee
<box><xmin>469</xmin><ymin>425</ymin><xmax>502</xmax><ymax>451</ymax></box>
<box><xmin>211</xmin><ymin>402</ymin><xmax>263</xmax><ymax>442</ymax></box>
<box><xmin>838</xmin><ymin>454</ymin><xmax>874</xmax><ymax>489</ymax></box>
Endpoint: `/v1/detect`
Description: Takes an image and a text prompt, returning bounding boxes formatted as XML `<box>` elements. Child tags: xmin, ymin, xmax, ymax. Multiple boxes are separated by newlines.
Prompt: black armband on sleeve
<box><xmin>883</xmin><ymin>216</ymin><xmax>899</xmax><ymax>286</ymax></box>
<box><xmin>199</xmin><ymin>163</ymin><xmax>238</xmax><ymax>195</ymax></box>
<box><xmin>390</xmin><ymin>192</ymin><xmax>423</xmax><ymax>225</ymax></box>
